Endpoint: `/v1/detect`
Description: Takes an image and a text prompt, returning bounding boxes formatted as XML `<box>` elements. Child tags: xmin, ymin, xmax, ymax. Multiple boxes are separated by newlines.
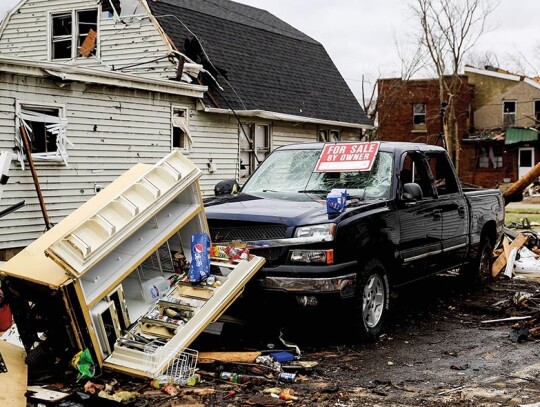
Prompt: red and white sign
<box><xmin>314</xmin><ymin>142</ymin><xmax>380</xmax><ymax>172</ymax></box>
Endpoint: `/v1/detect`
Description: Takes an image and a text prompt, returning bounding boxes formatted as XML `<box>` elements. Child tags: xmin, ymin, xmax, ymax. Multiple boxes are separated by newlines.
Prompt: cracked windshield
<box><xmin>242</xmin><ymin>148</ymin><xmax>393</xmax><ymax>199</ymax></box>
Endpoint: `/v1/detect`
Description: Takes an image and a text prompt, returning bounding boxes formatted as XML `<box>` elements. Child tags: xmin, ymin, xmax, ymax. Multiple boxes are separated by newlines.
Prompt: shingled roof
<box><xmin>147</xmin><ymin>0</ymin><xmax>370</xmax><ymax>126</ymax></box>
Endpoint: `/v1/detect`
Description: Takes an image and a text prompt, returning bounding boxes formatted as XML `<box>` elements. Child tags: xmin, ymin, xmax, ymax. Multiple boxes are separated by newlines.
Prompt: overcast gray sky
<box><xmin>1</xmin><ymin>0</ymin><xmax>538</xmax><ymax>100</ymax></box>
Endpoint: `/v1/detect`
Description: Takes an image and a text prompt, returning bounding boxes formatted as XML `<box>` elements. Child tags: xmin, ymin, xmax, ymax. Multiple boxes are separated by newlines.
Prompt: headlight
<box><xmin>290</xmin><ymin>249</ymin><xmax>334</xmax><ymax>264</ymax></box>
<box><xmin>294</xmin><ymin>223</ymin><xmax>336</xmax><ymax>239</ymax></box>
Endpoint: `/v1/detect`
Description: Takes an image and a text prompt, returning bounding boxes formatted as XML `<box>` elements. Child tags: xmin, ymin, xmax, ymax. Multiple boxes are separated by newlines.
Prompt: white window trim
<box><xmin>502</xmin><ymin>100</ymin><xmax>516</xmax><ymax>126</ymax></box>
<box><xmin>171</xmin><ymin>106</ymin><xmax>192</xmax><ymax>153</ymax></box>
<box><xmin>15</xmin><ymin>101</ymin><xmax>71</xmax><ymax>169</ymax></box>
<box><xmin>48</xmin><ymin>7</ymin><xmax>100</xmax><ymax>61</ymax></box>
<box><xmin>318</xmin><ymin>129</ymin><xmax>340</xmax><ymax>142</ymax></box>
<box><xmin>239</xmin><ymin>123</ymin><xmax>272</xmax><ymax>177</ymax></box>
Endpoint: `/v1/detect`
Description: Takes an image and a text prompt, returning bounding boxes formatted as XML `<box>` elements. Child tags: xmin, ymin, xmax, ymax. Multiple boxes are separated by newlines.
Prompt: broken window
<box><xmin>534</xmin><ymin>100</ymin><xmax>540</xmax><ymax>123</ymax></box>
<box><xmin>477</xmin><ymin>146</ymin><xmax>503</xmax><ymax>169</ymax></box>
<box><xmin>400</xmin><ymin>152</ymin><xmax>433</xmax><ymax>198</ymax></box>
<box><xmin>318</xmin><ymin>129</ymin><xmax>340</xmax><ymax>142</ymax></box>
<box><xmin>172</xmin><ymin>107</ymin><xmax>192</xmax><ymax>152</ymax></box>
<box><xmin>425</xmin><ymin>152</ymin><xmax>460</xmax><ymax>195</ymax></box>
<box><xmin>503</xmin><ymin>101</ymin><xmax>516</xmax><ymax>127</ymax></box>
<box><xmin>51</xmin><ymin>9</ymin><xmax>98</xmax><ymax>60</ymax></box>
<box><xmin>242</xmin><ymin>148</ymin><xmax>393</xmax><ymax>199</ymax></box>
<box><xmin>15</xmin><ymin>104</ymin><xmax>71</xmax><ymax>168</ymax></box>
<box><xmin>239</xmin><ymin>124</ymin><xmax>271</xmax><ymax>179</ymax></box>
<box><xmin>413</xmin><ymin>103</ymin><xmax>426</xmax><ymax>126</ymax></box>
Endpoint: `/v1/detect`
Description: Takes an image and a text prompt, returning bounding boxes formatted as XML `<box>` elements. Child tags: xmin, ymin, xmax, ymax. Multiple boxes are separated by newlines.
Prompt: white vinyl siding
<box><xmin>0</xmin><ymin>0</ymin><xmax>176</xmax><ymax>79</ymax></box>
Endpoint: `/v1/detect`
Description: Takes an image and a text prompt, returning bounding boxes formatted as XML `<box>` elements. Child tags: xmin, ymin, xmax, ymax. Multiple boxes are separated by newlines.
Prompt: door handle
<box><xmin>432</xmin><ymin>209</ymin><xmax>442</xmax><ymax>219</ymax></box>
<box><xmin>458</xmin><ymin>206</ymin><xmax>465</xmax><ymax>217</ymax></box>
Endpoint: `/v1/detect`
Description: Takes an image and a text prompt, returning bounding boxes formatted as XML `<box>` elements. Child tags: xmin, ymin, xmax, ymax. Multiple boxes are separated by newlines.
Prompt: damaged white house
<box><xmin>0</xmin><ymin>0</ymin><xmax>370</xmax><ymax>258</ymax></box>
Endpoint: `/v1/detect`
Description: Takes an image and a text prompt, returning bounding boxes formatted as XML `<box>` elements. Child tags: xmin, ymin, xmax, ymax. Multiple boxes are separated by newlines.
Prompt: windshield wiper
<box><xmin>298</xmin><ymin>189</ymin><xmax>328</xmax><ymax>194</ymax></box>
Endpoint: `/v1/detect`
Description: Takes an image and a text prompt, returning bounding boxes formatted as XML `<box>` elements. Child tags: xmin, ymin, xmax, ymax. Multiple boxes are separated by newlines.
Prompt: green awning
<box><xmin>505</xmin><ymin>128</ymin><xmax>539</xmax><ymax>145</ymax></box>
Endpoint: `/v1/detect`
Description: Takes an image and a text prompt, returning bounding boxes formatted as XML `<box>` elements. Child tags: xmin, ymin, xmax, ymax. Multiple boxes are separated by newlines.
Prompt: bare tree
<box><xmin>362</xmin><ymin>41</ymin><xmax>427</xmax><ymax>140</ymax></box>
<box><xmin>411</xmin><ymin>0</ymin><xmax>497</xmax><ymax>172</ymax></box>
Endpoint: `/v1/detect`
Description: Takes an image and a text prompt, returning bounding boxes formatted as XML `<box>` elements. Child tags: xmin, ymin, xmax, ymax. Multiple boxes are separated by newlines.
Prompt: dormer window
<box><xmin>51</xmin><ymin>9</ymin><xmax>98</xmax><ymax>60</ymax></box>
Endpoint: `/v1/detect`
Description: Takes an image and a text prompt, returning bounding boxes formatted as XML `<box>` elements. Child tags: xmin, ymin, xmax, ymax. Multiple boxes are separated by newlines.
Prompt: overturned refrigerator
<box><xmin>0</xmin><ymin>151</ymin><xmax>264</xmax><ymax>378</ymax></box>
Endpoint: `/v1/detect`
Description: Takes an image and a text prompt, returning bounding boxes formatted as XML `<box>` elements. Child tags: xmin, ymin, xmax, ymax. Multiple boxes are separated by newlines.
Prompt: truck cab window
<box><xmin>400</xmin><ymin>153</ymin><xmax>433</xmax><ymax>198</ymax></box>
<box><xmin>425</xmin><ymin>152</ymin><xmax>460</xmax><ymax>196</ymax></box>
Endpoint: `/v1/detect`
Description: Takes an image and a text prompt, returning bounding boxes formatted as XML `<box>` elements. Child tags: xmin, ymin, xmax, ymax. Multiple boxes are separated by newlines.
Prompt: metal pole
<box><xmin>19</xmin><ymin>120</ymin><xmax>53</xmax><ymax>230</ymax></box>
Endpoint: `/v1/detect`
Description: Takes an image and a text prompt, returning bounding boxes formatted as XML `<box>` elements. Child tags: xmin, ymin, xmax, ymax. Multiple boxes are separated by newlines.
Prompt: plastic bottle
<box><xmin>186</xmin><ymin>373</ymin><xmax>201</xmax><ymax>386</ymax></box>
<box><xmin>142</xmin><ymin>277</ymin><xmax>170</xmax><ymax>303</ymax></box>
<box><xmin>219</xmin><ymin>371</ymin><xmax>238</xmax><ymax>383</ymax></box>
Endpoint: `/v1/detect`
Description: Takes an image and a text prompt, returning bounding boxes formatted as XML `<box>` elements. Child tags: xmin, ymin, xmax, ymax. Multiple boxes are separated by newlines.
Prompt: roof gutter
<box><xmin>0</xmin><ymin>57</ymin><xmax>207</xmax><ymax>98</ymax></box>
<box><xmin>200</xmin><ymin>106</ymin><xmax>373</xmax><ymax>130</ymax></box>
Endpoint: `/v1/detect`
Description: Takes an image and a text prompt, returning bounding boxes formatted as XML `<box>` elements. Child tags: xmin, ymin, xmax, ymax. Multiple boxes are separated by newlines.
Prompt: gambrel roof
<box><xmin>147</xmin><ymin>0</ymin><xmax>370</xmax><ymax>126</ymax></box>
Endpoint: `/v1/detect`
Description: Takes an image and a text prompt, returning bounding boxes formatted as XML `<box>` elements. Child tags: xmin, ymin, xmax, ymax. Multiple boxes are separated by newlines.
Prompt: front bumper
<box><xmin>256</xmin><ymin>261</ymin><xmax>357</xmax><ymax>298</ymax></box>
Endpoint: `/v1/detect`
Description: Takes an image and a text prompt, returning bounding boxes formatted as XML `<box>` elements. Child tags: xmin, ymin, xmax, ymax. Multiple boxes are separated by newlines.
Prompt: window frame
<box><xmin>502</xmin><ymin>100</ymin><xmax>516</xmax><ymax>127</ymax></box>
<box><xmin>412</xmin><ymin>103</ymin><xmax>427</xmax><ymax>127</ymax></box>
<box><xmin>476</xmin><ymin>145</ymin><xmax>503</xmax><ymax>170</ymax></box>
<box><xmin>239</xmin><ymin>123</ymin><xmax>272</xmax><ymax>179</ymax></box>
<box><xmin>171</xmin><ymin>106</ymin><xmax>191</xmax><ymax>153</ymax></box>
<box><xmin>534</xmin><ymin>99</ymin><xmax>540</xmax><ymax>123</ymax></box>
<box><xmin>318</xmin><ymin>129</ymin><xmax>341</xmax><ymax>142</ymax></box>
<box><xmin>15</xmin><ymin>101</ymin><xmax>69</xmax><ymax>166</ymax></box>
<box><xmin>49</xmin><ymin>8</ymin><xmax>99</xmax><ymax>61</ymax></box>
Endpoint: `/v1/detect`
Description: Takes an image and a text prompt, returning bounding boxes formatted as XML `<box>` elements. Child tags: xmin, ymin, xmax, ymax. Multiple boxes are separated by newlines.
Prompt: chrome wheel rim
<box><xmin>363</xmin><ymin>274</ymin><xmax>385</xmax><ymax>328</ymax></box>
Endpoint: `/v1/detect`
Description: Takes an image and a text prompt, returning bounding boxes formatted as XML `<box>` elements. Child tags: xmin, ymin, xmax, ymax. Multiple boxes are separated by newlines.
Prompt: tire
<box><xmin>462</xmin><ymin>237</ymin><xmax>493</xmax><ymax>288</ymax></box>
<box><xmin>353</xmin><ymin>258</ymin><xmax>390</xmax><ymax>342</ymax></box>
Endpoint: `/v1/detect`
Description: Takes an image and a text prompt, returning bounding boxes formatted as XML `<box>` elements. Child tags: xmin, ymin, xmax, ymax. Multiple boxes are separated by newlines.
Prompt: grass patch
<box><xmin>506</xmin><ymin>207</ymin><xmax>540</xmax><ymax>215</ymax></box>
<box><xmin>505</xmin><ymin>212</ymin><xmax>540</xmax><ymax>226</ymax></box>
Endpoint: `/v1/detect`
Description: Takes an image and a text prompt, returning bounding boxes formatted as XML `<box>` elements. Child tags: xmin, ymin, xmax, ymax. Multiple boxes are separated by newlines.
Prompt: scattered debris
<box><xmin>481</xmin><ymin>316</ymin><xmax>531</xmax><ymax>324</ymax></box>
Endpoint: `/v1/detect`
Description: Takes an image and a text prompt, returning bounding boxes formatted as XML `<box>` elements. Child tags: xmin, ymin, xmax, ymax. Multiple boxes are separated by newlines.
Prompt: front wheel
<box><xmin>353</xmin><ymin>258</ymin><xmax>390</xmax><ymax>342</ymax></box>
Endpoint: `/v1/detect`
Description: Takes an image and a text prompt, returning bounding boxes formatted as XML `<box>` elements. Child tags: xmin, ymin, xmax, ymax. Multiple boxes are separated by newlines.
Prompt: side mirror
<box><xmin>402</xmin><ymin>182</ymin><xmax>423</xmax><ymax>202</ymax></box>
<box><xmin>214</xmin><ymin>179</ymin><xmax>240</xmax><ymax>196</ymax></box>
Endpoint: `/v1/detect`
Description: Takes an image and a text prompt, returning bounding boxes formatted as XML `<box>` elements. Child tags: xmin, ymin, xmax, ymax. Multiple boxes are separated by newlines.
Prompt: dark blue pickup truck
<box><xmin>205</xmin><ymin>142</ymin><xmax>504</xmax><ymax>340</ymax></box>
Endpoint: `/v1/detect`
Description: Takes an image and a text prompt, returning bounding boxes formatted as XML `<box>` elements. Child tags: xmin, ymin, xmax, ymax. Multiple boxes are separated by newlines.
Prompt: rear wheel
<box><xmin>462</xmin><ymin>237</ymin><xmax>493</xmax><ymax>287</ymax></box>
<box><xmin>353</xmin><ymin>258</ymin><xmax>390</xmax><ymax>342</ymax></box>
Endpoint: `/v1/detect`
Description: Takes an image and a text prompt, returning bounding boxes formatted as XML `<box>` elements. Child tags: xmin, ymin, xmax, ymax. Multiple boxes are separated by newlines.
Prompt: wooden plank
<box><xmin>0</xmin><ymin>341</ymin><xmax>27</xmax><ymax>407</ymax></box>
<box><xmin>492</xmin><ymin>234</ymin><xmax>528</xmax><ymax>277</ymax></box>
<box><xmin>198</xmin><ymin>351</ymin><xmax>262</xmax><ymax>364</ymax></box>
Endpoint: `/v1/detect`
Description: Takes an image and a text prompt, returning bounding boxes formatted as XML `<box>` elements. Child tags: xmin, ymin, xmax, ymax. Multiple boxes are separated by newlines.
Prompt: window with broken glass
<box><xmin>243</xmin><ymin>148</ymin><xmax>393</xmax><ymax>200</ymax></box>
<box><xmin>503</xmin><ymin>101</ymin><xmax>516</xmax><ymax>127</ymax></box>
<box><xmin>172</xmin><ymin>107</ymin><xmax>192</xmax><ymax>152</ymax></box>
<box><xmin>476</xmin><ymin>146</ymin><xmax>503</xmax><ymax>169</ymax></box>
<box><xmin>318</xmin><ymin>129</ymin><xmax>341</xmax><ymax>142</ymax></box>
<box><xmin>15</xmin><ymin>104</ymin><xmax>71</xmax><ymax>168</ymax></box>
<box><xmin>239</xmin><ymin>124</ymin><xmax>271</xmax><ymax>179</ymax></box>
<box><xmin>413</xmin><ymin>104</ymin><xmax>426</xmax><ymax>126</ymax></box>
<box><xmin>51</xmin><ymin>9</ymin><xmax>98</xmax><ymax>60</ymax></box>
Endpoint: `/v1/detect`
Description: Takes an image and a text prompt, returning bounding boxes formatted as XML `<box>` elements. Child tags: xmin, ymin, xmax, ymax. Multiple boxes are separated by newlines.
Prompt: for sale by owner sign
<box><xmin>314</xmin><ymin>142</ymin><xmax>380</xmax><ymax>172</ymax></box>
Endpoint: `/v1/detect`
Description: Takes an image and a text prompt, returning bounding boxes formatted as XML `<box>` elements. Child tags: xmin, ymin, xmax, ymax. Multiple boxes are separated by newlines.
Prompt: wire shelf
<box><xmin>143</xmin><ymin>340</ymin><xmax>198</xmax><ymax>385</ymax></box>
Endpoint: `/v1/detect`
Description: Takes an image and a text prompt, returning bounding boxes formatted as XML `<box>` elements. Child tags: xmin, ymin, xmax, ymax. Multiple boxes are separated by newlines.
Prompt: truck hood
<box><xmin>204</xmin><ymin>193</ymin><xmax>386</xmax><ymax>227</ymax></box>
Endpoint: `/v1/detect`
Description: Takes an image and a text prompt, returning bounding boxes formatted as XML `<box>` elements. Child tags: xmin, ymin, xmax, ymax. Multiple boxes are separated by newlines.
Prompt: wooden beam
<box><xmin>503</xmin><ymin>161</ymin><xmax>540</xmax><ymax>204</ymax></box>
<box><xmin>198</xmin><ymin>351</ymin><xmax>261</xmax><ymax>364</ymax></box>
<box><xmin>492</xmin><ymin>233</ymin><xmax>528</xmax><ymax>277</ymax></box>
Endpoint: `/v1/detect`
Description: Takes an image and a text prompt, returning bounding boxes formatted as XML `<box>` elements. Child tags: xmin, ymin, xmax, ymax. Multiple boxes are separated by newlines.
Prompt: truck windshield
<box><xmin>242</xmin><ymin>149</ymin><xmax>393</xmax><ymax>199</ymax></box>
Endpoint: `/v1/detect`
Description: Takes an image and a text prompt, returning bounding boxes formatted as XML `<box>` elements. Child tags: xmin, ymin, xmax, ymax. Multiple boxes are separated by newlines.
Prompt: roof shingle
<box><xmin>148</xmin><ymin>0</ymin><xmax>370</xmax><ymax>125</ymax></box>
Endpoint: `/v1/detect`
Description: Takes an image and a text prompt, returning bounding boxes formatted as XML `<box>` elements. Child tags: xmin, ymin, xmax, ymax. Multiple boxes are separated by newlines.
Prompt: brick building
<box><xmin>377</xmin><ymin>69</ymin><xmax>540</xmax><ymax>188</ymax></box>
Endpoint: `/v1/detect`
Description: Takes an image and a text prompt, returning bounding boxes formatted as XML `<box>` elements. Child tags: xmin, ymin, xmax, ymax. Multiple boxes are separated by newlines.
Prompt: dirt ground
<box><xmin>220</xmin><ymin>274</ymin><xmax>540</xmax><ymax>407</ymax></box>
<box><xmin>21</xmin><ymin>272</ymin><xmax>540</xmax><ymax>407</ymax></box>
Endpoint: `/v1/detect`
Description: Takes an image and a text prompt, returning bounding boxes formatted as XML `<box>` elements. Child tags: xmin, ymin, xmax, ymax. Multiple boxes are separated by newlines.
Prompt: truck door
<box><xmin>397</xmin><ymin>152</ymin><xmax>442</xmax><ymax>282</ymax></box>
<box><xmin>425</xmin><ymin>151</ymin><xmax>468</xmax><ymax>269</ymax></box>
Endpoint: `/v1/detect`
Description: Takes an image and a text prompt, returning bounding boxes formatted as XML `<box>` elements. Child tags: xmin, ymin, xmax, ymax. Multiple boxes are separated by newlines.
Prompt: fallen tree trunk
<box><xmin>503</xmin><ymin>161</ymin><xmax>540</xmax><ymax>205</ymax></box>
